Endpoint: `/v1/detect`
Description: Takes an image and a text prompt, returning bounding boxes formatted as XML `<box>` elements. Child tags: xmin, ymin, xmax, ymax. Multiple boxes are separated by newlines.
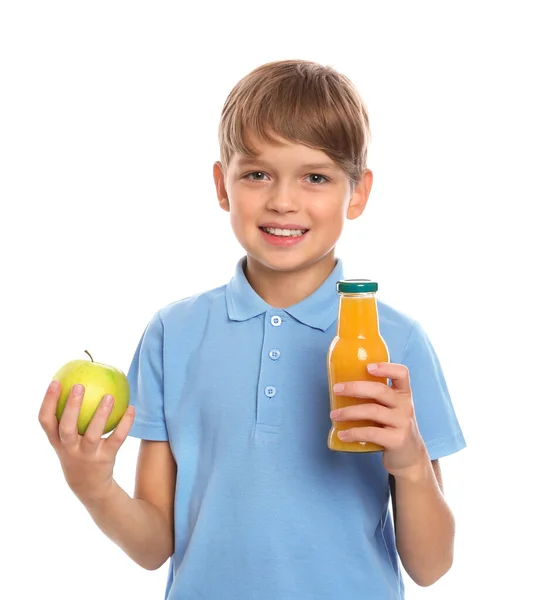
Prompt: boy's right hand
<box><xmin>38</xmin><ymin>381</ymin><xmax>136</xmax><ymax>504</ymax></box>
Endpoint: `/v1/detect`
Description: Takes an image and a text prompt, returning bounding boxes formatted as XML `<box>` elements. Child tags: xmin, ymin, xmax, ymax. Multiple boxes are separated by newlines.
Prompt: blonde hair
<box><xmin>218</xmin><ymin>60</ymin><xmax>371</xmax><ymax>184</ymax></box>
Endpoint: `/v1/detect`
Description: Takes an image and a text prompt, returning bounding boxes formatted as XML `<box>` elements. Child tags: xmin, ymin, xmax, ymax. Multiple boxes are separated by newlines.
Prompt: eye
<box><xmin>306</xmin><ymin>174</ymin><xmax>329</xmax><ymax>184</ymax></box>
<box><xmin>245</xmin><ymin>171</ymin><xmax>268</xmax><ymax>181</ymax></box>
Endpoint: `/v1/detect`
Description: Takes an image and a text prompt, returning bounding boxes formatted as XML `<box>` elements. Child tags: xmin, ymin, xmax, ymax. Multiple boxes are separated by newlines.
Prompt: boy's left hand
<box><xmin>330</xmin><ymin>362</ymin><xmax>429</xmax><ymax>481</ymax></box>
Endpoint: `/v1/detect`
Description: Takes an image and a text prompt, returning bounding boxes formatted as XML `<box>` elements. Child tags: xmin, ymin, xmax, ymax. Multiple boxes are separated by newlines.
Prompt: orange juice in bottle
<box><xmin>327</xmin><ymin>279</ymin><xmax>389</xmax><ymax>453</ymax></box>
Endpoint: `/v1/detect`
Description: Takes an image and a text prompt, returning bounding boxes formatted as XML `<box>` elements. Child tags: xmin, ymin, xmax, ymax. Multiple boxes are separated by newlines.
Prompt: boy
<box><xmin>39</xmin><ymin>59</ymin><xmax>466</xmax><ymax>599</ymax></box>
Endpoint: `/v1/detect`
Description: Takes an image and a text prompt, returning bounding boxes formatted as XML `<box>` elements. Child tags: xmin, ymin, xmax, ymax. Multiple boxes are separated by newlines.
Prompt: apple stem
<box><xmin>84</xmin><ymin>350</ymin><xmax>94</xmax><ymax>362</ymax></box>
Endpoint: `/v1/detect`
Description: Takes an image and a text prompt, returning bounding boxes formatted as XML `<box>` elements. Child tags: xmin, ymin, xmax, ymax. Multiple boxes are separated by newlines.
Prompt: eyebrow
<box><xmin>235</xmin><ymin>157</ymin><xmax>336</xmax><ymax>170</ymax></box>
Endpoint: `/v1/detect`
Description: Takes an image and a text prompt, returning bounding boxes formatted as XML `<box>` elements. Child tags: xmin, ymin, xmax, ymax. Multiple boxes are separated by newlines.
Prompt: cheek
<box><xmin>309</xmin><ymin>194</ymin><xmax>348</xmax><ymax>222</ymax></box>
<box><xmin>228</xmin><ymin>187</ymin><xmax>260</xmax><ymax>215</ymax></box>
<box><xmin>228</xmin><ymin>193</ymin><xmax>258</xmax><ymax>233</ymax></box>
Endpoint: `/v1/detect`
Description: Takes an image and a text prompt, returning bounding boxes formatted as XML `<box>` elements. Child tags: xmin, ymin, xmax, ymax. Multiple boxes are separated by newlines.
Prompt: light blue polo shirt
<box><xmin>127</xmin><ymin>256</ymin><xmax>466</xmax><ymax>600</ymax></box>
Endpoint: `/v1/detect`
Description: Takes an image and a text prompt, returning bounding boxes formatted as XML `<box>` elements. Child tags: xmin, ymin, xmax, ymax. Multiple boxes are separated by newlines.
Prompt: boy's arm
<box><xmin>389</xmin><ymin>459</ymin><xmax>455</xmax><ymax>586</ymax></box>
<box><xmin>82</xmin><ymin>440</ymin><xmax>176</xmax><ymax>571</ymax></box>
<box><xmin>330</xmin><ymin>362</ymin><xmax>457</xmax><ymax>587</ymax></box>
<box><xmin>39</xmin><ymin>381</ymin><xmax>176</xmax><ymax>571</ymax></box>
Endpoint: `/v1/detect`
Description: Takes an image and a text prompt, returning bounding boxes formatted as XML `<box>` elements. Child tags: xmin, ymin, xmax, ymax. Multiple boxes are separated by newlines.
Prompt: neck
<box><xmin>337</xmin><ymin>293</ymin><xmax>379</xmax><ymax>337</ymax></box>
<box><xmin>244</xmin><ymin>253</ymin><xmax>337</xmax><ymax>308</ymax></box>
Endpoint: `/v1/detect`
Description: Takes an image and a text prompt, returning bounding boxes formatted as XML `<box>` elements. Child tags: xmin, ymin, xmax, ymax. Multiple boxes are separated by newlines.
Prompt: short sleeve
<box><xmin>403</xmin><ymin>321</ymin><xmax>466</xmax><ymax>460</ymax></box>
<box><xmin>126</xmin><ymin>311</ymin><xmax>168</xmax><ymax>441</ymax></box>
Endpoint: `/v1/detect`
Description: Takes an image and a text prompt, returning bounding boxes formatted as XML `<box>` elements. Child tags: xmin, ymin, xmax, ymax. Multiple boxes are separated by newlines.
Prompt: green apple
<box><xmin>54</xmin><ymin>350</ymin><xmax>130</xmax><ymax>435</ymax></box>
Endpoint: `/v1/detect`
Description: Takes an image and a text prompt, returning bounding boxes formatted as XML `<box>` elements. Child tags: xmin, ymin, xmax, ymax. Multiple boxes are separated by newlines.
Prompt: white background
<box><xmin>1</xmin><ymin>1</ymin><xmax>536</xmax><ymax>598</ymax></box>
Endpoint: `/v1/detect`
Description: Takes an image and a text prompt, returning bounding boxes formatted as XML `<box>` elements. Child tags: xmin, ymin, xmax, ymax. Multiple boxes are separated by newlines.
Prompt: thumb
<box><xmin>104</xmin><ymin>406</ymin><xmax>135</xmax><ymax>454</ymax></box>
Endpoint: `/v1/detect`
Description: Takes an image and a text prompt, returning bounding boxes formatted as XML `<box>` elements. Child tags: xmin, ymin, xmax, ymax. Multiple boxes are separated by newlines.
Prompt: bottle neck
<box><xmin>336</xmin><ymin>292</ymin><xmax>380</xmax><ymax>338</ymax></box>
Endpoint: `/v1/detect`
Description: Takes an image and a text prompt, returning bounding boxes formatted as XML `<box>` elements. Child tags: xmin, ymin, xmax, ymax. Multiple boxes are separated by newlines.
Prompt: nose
<box><xmin>265</xmin><ymin>183</ymin><xmax>299</xmax><ymax>213</ymax></box>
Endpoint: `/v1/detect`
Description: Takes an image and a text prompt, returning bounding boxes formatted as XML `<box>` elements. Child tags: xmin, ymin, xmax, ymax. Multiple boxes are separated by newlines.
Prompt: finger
<box><xmin>104</xmin><ymin>406</ymin><xmax>136</xmax><ymax>455</ymax></box>
<box><xmin>38</xmin><ymin>381</ymin><xmax>62</xmax><ymax>447</ymax></box>
<box><xmin>337</xmin><ymin>425</ymin><xmax>399</xmax><ymax>447</ymax></box>
<box><xmin>366</xmin><ymin>362</ymin><xmax>411</xmax><ymax>394</ymax></box>
<box><xmin>80</xmin><ymin>395</ymin><xmax>115</xmax><ymax>450</ymax></box>
<box><xmin>330</xmin><ymin>403</ymin><xmax>399</xmax><ymax>428</ymax></box>
<box><xmin>58</xmin><ymin>384</ymin><xmax>84</xmax><ymax>446</ymax></box>
<box><xmin>333</xmin><ymin>380</ymin><xmax>397</xmax><ymax>407</ymax></box>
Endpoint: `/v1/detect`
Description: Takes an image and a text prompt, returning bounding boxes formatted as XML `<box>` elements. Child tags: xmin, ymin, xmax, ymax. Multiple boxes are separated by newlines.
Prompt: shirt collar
<box><xmin>225</xmin><ymin>256</ymin><xmax>344</xmax><ymax>331</ymax></box>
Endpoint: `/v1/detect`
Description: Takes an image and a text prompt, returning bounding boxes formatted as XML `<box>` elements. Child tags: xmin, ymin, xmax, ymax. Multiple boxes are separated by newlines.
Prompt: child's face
<box><xmin>214</xmin><ymin>132</ymin><xmax>372</xmax><ymax>275</ymax></box>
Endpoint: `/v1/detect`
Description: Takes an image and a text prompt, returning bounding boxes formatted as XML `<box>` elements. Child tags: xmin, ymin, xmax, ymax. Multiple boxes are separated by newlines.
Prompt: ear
<box><xmin>347</xmin><ymin>169</ymin><xmax>373</xmax><ymax>220</ymax></box>
<box><xmin>213</xmin><ymin>161</ymin><xmax>230</xmax><ymax>212</ymax></box>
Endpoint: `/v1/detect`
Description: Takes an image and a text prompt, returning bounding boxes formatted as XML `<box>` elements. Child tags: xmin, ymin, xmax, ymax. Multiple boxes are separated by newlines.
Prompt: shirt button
<box><xmin>270</xmin><ymin>315</ymin><xmax>282</xmax><ymax>327</ymax></box>
<box><xmin>269</xmin><ymin>349</ymin><xmax>281</xmax><ymax>360</ymax></box>
<box><xmin>265</xmin><ymin>386</ymin><xmax>276</xmax><ymax>398</ymax></box>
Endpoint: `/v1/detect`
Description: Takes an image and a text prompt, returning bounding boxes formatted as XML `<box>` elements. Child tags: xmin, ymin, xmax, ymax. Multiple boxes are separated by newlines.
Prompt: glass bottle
<box><xmin>327</xmin><ymin>279</ymin><xmax>390</xmax><ymax>452</ymax></box>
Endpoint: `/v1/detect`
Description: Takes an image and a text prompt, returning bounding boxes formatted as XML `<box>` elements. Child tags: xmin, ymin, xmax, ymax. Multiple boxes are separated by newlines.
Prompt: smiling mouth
<box><xmin>259</xmin><ymin>226</ymin><xmax>309</xmax><ymax>238</ymax></box>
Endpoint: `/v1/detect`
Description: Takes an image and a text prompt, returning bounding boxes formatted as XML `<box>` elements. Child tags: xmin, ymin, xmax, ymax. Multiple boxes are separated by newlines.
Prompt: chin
<box><xmin>237</xmin><ymin>229</ymin><xmax>336</xmax><ymax>274</ymax></box>
<box><xmin>247</xmin><ymin>249</ymin><xmax>326</xmax><ymax>274</ymax></box>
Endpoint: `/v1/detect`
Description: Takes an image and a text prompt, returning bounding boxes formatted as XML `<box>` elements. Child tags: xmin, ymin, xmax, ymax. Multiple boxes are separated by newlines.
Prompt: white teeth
<box><xmin>261</xmin><ymin>227</ymin><xmax>307</xmax><ymax>237</ymax></box>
